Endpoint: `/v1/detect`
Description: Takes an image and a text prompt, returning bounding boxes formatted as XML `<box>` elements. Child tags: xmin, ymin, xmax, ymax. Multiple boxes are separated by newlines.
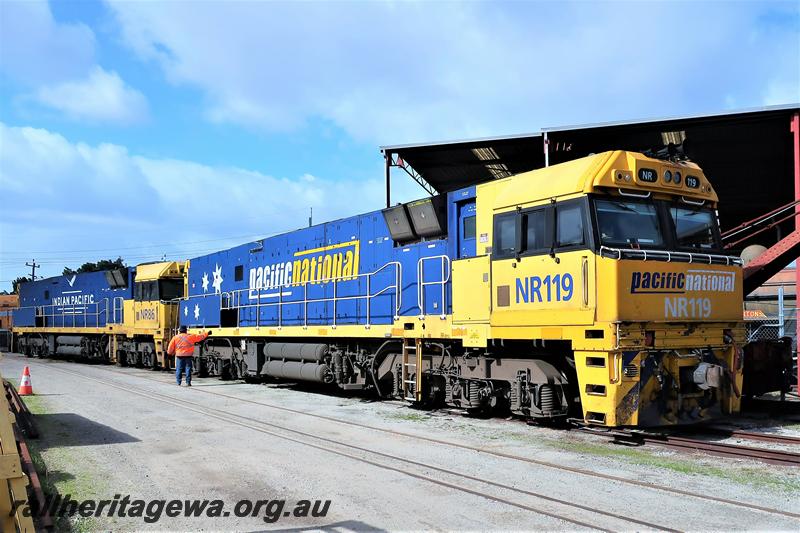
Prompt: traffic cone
<box><xmin>18</xmin><ymin>366</ymin><xmax>33</xmax><ymax>396</ymax></box>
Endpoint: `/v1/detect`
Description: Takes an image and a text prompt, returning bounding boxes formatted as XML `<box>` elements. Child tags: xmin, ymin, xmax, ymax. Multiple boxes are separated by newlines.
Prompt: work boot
<box><xmin>187</xmin><ymin>382</ymin><xmax>192</xmax><ymax>387</ymax></box>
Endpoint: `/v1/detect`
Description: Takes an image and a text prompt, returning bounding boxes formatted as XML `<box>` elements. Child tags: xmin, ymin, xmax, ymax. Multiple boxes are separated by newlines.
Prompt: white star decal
<box><xmin>211</xmin><ymin>263</ymin><xmax>224</xmax><ymax>294</ymax></box>
<box><xmin>201</xmin><ymin>272</ymin><xmax>209</xmax><ymax>293</ymax></box>
<box><xmin>183</xmin><ymin>306</ymin><xmax>188</xmax><ymax>317</ymax></box>
<box><xmin>193</xmin><ymin>303</ymin><xmax>200</xmax><ymax>320</ymax></box>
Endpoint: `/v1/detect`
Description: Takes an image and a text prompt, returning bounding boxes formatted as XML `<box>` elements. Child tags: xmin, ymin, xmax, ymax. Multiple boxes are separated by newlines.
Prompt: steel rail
<box><xmin>37</xmin><ymin>363</ymin><xmax>675</xmax><ymax>532</ymax></box>
<box><xmin>578</xmin><ymin>427</ymin><xmax>800</xmax><ymax>467</ymax></box>
<box><xmin>688</xmin><ymin>427</ymin><xmax>800</xmax><ymax>446</ymax></box>
<box><xmin>29</xmin><ymin>360</ymin><xmax>800</xmax><ymax>521</ymax></box>
<box><xmin>645</xmin><ymin>435</ymin><xmax>800</xmax><ymax>466</ymax></box>
<box><xmin>727</xmin><ymin>429</ymin><xmax>800</xmax><ymax>445</ymax></box>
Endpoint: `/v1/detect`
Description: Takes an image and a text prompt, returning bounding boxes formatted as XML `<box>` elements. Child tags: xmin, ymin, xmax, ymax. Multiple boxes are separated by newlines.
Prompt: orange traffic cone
<box><xmin>18</xmin><ymin>366</ymin><xmax>33</xmax><ymax>396</ymax></box>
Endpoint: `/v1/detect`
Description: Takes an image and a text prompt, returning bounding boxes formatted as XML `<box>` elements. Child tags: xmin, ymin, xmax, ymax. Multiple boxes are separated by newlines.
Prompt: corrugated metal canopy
<box><xmin>383</xmin><ymin>132</ymin><xmax>544</xmax><ymax>193</ymax></box>
<box><xmin>381</xmin><ymin>104</ymin><xmax>800</xmax><ymax>242</ymax></box>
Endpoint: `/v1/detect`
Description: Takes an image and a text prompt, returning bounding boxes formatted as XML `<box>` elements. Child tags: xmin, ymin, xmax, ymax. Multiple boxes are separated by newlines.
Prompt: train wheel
<box><xmin>232</xmin><ymin>359</ymin><xmax>246</xmax><ymax>381</ymax></box>
<box><xmin>219</xmin><ymin>361</ymin><xmax>231</xmax><ymax>381</ymax></box>
<box><xmin>197</xmin><ymin>357</ymin><xmax>209</xmax><ymax>378</ymax></box>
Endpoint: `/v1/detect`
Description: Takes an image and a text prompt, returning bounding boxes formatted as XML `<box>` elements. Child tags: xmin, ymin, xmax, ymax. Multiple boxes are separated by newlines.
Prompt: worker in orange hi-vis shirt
<box><xmin>167</xmin><ymin>325</ymin><xmax>210</xmax><ymax>386</ymax></box>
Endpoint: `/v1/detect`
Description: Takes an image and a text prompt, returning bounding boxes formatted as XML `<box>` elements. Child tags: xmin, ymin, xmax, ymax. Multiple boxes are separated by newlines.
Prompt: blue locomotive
<box><xmin>177</xmin><ymin>187</ymin><xmax>476</xmax><ymax>383</ymax></box>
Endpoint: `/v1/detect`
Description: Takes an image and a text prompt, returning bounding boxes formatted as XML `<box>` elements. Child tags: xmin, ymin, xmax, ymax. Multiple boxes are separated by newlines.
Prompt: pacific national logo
<box><xmin>631</xmin><ymin>269</ymin><xmax>735</xmax><ymax>294</ymax></box>
<box><xmin>248</xmin><ymin>241</ymin><xmax>360</xmax><ymax>297</ymax></box>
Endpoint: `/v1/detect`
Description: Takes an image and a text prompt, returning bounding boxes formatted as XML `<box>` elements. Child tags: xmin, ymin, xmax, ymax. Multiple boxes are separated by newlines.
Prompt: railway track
<box><xmin>24</xmin><ymin>358</ymin><xmax>800</xmax><ymax>524</ymax></box>
<box><xmin>38</xmin><ymin>363</ymin><xmax>674</xmax><ymax>532</ymax></box>
<box><xmin>580</xmin><ymin>428</ymin><xmax>800</xmax><ymax>467</ymax></box>
<box><xmin>689</xmin><ymin>427</ymin><xmax>800</xmax><ymax>446</ymax></box>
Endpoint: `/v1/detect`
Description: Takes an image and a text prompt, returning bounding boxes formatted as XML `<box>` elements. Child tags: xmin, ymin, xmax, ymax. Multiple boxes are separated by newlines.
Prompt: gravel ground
<box><xmin>2</xmin><ymin>353</ymin><xmax>799</xmax><ymax>532</ymax></box>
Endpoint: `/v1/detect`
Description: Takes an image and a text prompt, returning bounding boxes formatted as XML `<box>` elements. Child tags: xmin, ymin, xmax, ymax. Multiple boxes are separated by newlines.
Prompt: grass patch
<box><xmin>386</xmin><ymin>411</ymin><xmax>430</xmax><ymax>422</ymax></box>
<box><xmin>546</xmin><ymin>439</ymin><xmax>800</xmax><ymax>492</ymax></box>
<box><xmin>20</xmin><ymin>392</ymin><xmax>101</xmax><ymax>532</ymax></box>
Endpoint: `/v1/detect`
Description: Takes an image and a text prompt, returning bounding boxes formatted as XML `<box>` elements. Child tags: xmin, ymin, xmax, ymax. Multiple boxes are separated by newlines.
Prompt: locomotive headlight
<box><xmin>664</xmin><ymin>170</ymin><xmax>672</xmax><ymax>183</ymax></box>
<box><xmin>673</xmin><ymin>171</ymin><xmax>682</xmax><ymax>185</ymax></box>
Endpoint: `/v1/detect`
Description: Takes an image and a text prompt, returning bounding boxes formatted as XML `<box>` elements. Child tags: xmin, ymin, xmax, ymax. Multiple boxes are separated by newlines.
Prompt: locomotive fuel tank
<box><xmin>259</xmin><ymin>343</ymin><xmax>334</xmax><ymax>383</ymax></box>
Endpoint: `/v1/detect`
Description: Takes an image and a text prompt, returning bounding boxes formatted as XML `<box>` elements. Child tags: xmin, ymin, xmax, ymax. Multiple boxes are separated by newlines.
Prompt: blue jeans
<box><xmin>176</xmin><ymin>357</ymin><xmax>193</xmax><ymax>385</ymax></box>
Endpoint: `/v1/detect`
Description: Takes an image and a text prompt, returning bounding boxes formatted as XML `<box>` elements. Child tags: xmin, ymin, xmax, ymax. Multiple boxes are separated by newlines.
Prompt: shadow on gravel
<box><xmin>42</xmin><ymin>468</ymin><xmax>75</xmax><ymax>485</ymax></box>
<box><xmin>34</xmin><ymin>413</ymin><xmax>140</xmax><ymax>449</ymax></box>
<box><xmin>264</xmin><ymin>381</ymin><xmax>381</xmax><ymax>403</ymax></box>
<box><xmin>261</xmin><ymin>520</ymin><xmax>388</xmax><ymax>532</ymax></box>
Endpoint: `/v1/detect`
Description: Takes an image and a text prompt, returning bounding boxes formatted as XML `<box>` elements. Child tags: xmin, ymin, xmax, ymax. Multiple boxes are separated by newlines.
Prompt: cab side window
<box><xmin>134</xmin><ymin>281</ymin><xmax>158</xmax><ymax>301</ymax></box>
<box><xmin>493</xmin><ymin>207</ymin><xmax>551</xmax><ymax>259</ymax></box>
<box><xmin>134</xmin><ymin>282</ymin><xmax>143</xmax><ymax>302</ymax></box>
<box><xmin>523</xmin><ymin>209</ymin><xmax>548</xmax><ymax>252</ymax></box>
<box><xmin>494</xmin><ymin>213</ymin><xmax>518</xmax><ymax>258</ymax></box>
<box><xmin>143</xmin><ymin>281</ymin><xmax>155</xmax><ymax>301</ymax></box>
<box><xmin>556</xmin><ymin>203</ymin><xmax>585</xmax><ymax>247</ymax></box>
<box><xmin>493</xmin><ymin>200</ymin><xmax>588</xmax><ymax>260</ymax></box>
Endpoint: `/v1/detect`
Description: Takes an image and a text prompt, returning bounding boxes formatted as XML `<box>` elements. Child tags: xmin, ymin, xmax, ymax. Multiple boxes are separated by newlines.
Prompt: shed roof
<box><xmin>381</xmin><ymin>104</ymin><xmax>800</xmax><ymax>241</ymax></box>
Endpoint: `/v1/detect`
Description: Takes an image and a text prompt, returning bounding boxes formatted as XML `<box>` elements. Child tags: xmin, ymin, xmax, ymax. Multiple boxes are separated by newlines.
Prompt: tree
<box><xmin>63</xmin><ymin>257</ymin><xmax>126</xmax><ymax>276</ymax></box>
<box><xmin>12</xmin><ymin>276</ymin><xmax>30</xmax><ymax>293</ymax></box>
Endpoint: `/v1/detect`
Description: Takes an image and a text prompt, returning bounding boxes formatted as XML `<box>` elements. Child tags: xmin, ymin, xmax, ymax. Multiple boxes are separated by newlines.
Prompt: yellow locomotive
<box><xmin>180</xmin><ymin>149</ymin><xmax>745</xmax><ymax>427</ymax></box>
<box><xmin>448</xmin><ymin>150</ymin><xmax>744</xmax><ymax>426</ymax></box>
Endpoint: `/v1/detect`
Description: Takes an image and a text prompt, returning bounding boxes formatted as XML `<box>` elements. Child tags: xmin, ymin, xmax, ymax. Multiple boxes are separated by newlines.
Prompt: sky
<box><xmin>0</xmin><ymin>0</ymin><xmax>798</xmax><ymax>290</ymax></box>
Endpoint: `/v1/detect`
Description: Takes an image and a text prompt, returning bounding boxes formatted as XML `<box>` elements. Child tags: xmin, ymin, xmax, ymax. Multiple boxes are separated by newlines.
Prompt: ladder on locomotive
<box><xmin>401</xmin><ymin>338</ymin><xmax>423</xmax><ymax>402</ymax></box>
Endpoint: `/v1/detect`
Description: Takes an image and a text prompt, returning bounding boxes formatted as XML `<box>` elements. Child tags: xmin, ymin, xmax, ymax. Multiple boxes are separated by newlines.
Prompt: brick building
<box><xmin>0</xmin><ymin>294</ymin><xmax>19</xmax><ymax>330</ymax></box>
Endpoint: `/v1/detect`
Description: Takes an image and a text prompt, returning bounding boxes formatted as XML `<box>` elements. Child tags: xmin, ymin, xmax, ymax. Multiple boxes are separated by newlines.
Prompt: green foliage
<box><xmin>63</xmin><ymin>257</ymin><xmax>126</xmax><ymax>276</ymax></box>
<box><xmin>12</xmin><ymin>276</ymin><xmax>30</xmax><ymax>293</ymax></box>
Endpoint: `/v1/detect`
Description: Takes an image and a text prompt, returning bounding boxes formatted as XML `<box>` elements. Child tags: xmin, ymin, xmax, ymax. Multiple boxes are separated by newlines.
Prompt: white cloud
<box><xmin>107</xmin><ymin>1</ymin><xmax>800</xmax><ymax>144</ymax></box>
<box><xmin>0</xmin><ymin>122</ymin><xmax>418</xmax><ymax>286</ymax></box>
<box><xmin>34</xmin><ymin>66</ymin><xmax>149</xmax><ymax>123</ymax></box>
<box><xmin>0</xmin><ymin>0</ymin><xmax>95</xmax><ymax>85</ymax></box>
<box><xmin>0</xmin><ymin>0</ymin><xmax>147</xmax><ymax>125</ymax></box>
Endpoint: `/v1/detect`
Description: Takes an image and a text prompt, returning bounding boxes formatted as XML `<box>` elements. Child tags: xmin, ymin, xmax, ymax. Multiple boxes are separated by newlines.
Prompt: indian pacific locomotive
<box><xmin>13</xmin><ymin>150</ymin><xmax>747</xmax><ymax>427</ymax></box>
<box><xmin>14</xmin><ymin>263</ymin><xmax>186</xmax><ymax>368</ymax></box>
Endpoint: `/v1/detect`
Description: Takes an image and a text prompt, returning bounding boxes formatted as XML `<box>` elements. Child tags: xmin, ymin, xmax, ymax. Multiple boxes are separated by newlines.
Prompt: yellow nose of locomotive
<box><xmin>582</xmin><ymin>219</ymin><xmax>745</xmax><ymax>425</ymax></box>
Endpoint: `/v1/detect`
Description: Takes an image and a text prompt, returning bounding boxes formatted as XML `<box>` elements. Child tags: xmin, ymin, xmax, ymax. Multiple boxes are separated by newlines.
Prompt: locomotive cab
<box><xmin>119</xmin><ymin>261</ymin><xmax>188</xmax><ymax>368</ymax></box>
<box><xmin>468</xmin><ymin>150</ymin><xmax>745</xmax><ymax>426</ymax></box>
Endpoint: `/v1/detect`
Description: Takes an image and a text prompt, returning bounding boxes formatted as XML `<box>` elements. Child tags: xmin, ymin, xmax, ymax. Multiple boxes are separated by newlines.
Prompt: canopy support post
<box><xmin>385</xmin><ymin>151</ymin><xmax>391</xmax><ymax>208</ymax></box>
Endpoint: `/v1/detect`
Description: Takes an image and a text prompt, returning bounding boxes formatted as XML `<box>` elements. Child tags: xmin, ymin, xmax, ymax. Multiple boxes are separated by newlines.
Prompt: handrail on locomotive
<box><xmin>22</xmin><ymin>298</ymin><xmax>112</xmax><ymax>328</ymax></box>
<box><xmin>417</xmin><ymin>255</ymin><xmax>451</xmax><ymax>320</ymax></box>
<box><xmin>215</xmin><ymin>261</ymin><xmax>404</xmax><ymax>329</ymax></box>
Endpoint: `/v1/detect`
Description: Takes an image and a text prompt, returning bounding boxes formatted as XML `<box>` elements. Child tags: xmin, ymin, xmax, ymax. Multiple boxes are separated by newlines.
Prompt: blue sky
<box><xmin>0</xmin><ymin>0</ymin><xmax>798</xmax><ymax>289</ymax></box>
